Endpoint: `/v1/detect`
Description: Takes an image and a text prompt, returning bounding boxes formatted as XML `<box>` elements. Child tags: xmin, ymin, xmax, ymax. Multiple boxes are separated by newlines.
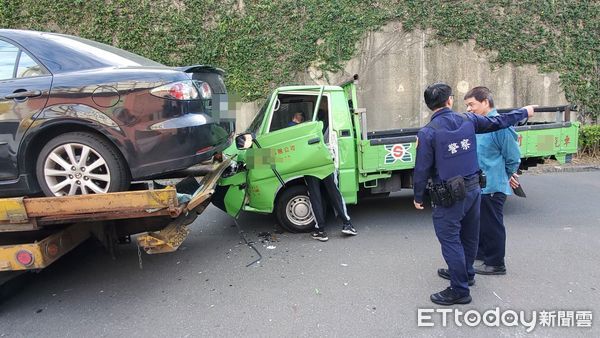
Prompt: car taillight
<box><xmin>151</xmin><ymin>80</ymin><xmax>199</xmax><ymax>100</ymax></box>
<box><xmin>198</xmin><ymin>81</ymin><xmax>212</xmax><ymax>100</ymax></box>
<box><xmin>16</xmin><ymin>250</ymin><xmax>34</xmax><ymax>267</ymax></box>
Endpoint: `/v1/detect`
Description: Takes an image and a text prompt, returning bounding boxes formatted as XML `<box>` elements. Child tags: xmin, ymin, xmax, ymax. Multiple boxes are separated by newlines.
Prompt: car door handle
<box><xmin>5</xmin><ymin>90</ymin><xmax>42</xmax><ymax>100</ymax></box>
<box><xmin>307</xmin><ymin>137</ymin><xmax>320</xmax><ymax>145</ymax></box>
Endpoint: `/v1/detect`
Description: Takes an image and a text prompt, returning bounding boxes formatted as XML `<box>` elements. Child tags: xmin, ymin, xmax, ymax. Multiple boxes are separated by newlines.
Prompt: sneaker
<box><xmin>430</xmin><ymin>287</ymin><xmax>472</xmax><ymax>306</ymax></box>
<box><xmin>311</xmin><ymin>231</ymin><xmax>328</xmax><ymax>242</ymax></box>
<box><xmin>341</xmin><ymin>222</ymin><xmax>357</xmax><ymax>236</ymax></box>
<box><xmin>437</xmin><ymin>268</ymin><xmax>475</xmax><ymax>286</ymax></box>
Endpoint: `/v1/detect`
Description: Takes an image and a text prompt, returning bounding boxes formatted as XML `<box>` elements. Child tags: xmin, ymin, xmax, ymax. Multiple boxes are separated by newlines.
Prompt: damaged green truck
<box><xmin>213</xmin><ymin>75</ymin><xmax>579</xmax><ymax>232</ymax></box>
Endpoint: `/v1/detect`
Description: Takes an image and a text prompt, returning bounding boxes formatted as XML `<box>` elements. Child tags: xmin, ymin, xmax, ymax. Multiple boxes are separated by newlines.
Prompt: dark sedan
<box><xmin>0</xmin><ymin>29</ymin><xmax>231</xmax><ymax>197</ymax></box>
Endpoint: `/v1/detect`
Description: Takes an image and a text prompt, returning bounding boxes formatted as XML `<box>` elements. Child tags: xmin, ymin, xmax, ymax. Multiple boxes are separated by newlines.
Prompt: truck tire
<box><xmin>275</xmin><ymin>185</ymin><xmax>316</xmax><ymax>233</ymax></box>
<box><xmin>36</xmin><ymin>132</ymin><xmax>130</xmax><ymax>197</ymax></box>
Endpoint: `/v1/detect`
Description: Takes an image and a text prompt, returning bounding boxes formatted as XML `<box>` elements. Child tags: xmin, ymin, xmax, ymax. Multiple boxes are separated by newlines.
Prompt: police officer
<box><xmin>413</xmin><ymin>83</ymin><xmax>534</xmax><ymax>305</ymax></box>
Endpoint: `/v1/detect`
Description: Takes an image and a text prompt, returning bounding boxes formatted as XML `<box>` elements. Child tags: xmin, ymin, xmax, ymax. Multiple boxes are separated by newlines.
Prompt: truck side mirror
<box><xmin>235</xmin><ymin>133</ymin><xmax>255</xmax><ymax>150</ymax></box>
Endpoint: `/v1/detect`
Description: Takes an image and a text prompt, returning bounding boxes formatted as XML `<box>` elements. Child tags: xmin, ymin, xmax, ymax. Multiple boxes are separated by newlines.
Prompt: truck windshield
<box><xmin>246</xmin><ymin>98</ymin><xmax>269</xmax><ymax>134</ymax></box>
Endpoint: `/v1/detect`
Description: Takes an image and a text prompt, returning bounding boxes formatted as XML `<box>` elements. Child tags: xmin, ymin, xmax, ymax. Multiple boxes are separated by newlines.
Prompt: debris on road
<box><xmin>493</xmin><ymin>291</ymin><xmax>503</xmax><ymax>301</ymax></box>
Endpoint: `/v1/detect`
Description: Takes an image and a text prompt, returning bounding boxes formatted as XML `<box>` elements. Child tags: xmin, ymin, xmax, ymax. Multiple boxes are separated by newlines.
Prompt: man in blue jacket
<box><xmin>413</xmin><ymin>83</ymin><xmax>534</xmax><ymax>305</ymax></box>
<box><xmin>463</xmin><ymin>87</ymin><xmax>521</xmax><ymax>275</ymax></box>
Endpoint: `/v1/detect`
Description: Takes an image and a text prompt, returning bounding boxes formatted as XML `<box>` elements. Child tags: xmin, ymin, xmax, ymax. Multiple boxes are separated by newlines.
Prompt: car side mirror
<box><xmin>235</xmin><ymin>133</ymin><xmax>255</xmax><ymax>150</ymax></box>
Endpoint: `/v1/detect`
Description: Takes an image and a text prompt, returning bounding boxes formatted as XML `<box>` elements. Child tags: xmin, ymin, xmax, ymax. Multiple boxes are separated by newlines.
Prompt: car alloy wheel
<box><xmin>43</xmin><ymin>143</ymin><xmax>111</xmax><ymax>196</ymax></box>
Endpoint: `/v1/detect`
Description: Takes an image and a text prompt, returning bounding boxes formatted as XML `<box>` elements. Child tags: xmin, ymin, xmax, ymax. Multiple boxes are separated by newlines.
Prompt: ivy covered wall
<box><xmin>1</xmin><ymin>0</ymin><xmax>597</xmax><ymax>120</ymax></box>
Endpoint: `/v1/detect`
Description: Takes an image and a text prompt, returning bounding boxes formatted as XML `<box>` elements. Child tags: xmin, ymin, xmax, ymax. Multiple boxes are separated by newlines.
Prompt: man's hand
<box><xmin>522</xmin><ymin>105</ymin><xmax>539</xmax><ymax>118</ymax></box>
<box><xmin>509</xmin><ymin>173</ymin><xmax>520</xmax><ymax>189</ymax></box>
<box><xmin>414</xmin><ymin>200</ymin><xmax>424</xmax><ymax>210</ymax></box>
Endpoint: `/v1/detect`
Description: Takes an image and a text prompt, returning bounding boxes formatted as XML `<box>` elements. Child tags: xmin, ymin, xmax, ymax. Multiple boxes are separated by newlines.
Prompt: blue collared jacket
<box><xmin>476</xmin><ymin>109</ymin><xmax>521</xmax><ymax>195</ymax></box>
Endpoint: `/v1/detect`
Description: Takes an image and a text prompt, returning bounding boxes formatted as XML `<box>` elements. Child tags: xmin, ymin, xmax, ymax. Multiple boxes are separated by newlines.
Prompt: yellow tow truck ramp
<box><xmin>0</xmin><ymin>158</ymin><xmax>231</xmax><ymax>272</ymax></box>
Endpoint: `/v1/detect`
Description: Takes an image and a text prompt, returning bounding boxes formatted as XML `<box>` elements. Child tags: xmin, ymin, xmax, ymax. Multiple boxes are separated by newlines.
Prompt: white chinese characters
<box><xmin>447</xmin><ymin>139</ymin><xmax>471</xmax><ymax>154</ymax></box>
<box><xmin>448</xmin><ymin>143</ymin><xmax>459</xmax><ymax>154</ymax></box>
<box><xmin>461</xmin><ymin>138</ymin><xmax>471</xmax><ymax>150</ymax></box>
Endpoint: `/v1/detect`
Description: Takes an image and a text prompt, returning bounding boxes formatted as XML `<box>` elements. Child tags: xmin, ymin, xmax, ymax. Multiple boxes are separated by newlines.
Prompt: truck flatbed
<box><xmin>0</xmin><ymin>158</ymin><xmax>231</xmax><ymax>273</ymax></box>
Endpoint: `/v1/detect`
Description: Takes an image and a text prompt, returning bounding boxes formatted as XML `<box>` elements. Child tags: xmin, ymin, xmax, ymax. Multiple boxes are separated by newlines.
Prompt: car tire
<box><xmin>36</xmin><ymin>132</ymin><xmax>130</xmax><ymax>197</ymax></box>
<box><xmin>275</xmin><ymin>185</ymin><xmax>316</xmax><ymax>233</ymax></box>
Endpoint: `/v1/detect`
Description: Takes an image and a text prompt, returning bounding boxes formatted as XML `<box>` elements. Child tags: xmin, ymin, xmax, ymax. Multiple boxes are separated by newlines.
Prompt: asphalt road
<box><xmin>1</xmin><ymin>171</ymin><xmax>599</xmax><ymax>337</ymax></box>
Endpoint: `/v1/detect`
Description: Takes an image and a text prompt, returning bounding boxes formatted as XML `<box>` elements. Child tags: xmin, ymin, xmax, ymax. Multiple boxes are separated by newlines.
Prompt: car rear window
<box><xmin>43</xmin><ymin>33</ymin><xmax>164</xmax><ymax>68</ymax></box>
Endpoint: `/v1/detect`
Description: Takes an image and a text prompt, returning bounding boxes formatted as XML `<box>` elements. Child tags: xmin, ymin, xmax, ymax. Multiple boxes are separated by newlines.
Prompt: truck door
<box><xmin>245</xmin><ymin>91</ymin><xmax>335</xmax><ymax>211</ymax></box>
<box><xmin>215</xmin><ymin>91</ymin><xmax>335</xmax><ymax>216</ymax></box>
<box><xmin>250</xmin><ymin>121</ymin><xmax>334</xmax><ymax>182</ymax></box>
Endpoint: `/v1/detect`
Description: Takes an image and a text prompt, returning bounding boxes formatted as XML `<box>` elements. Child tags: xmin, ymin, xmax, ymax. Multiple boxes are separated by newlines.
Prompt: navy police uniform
<box><xmin>413</xmin><ymin>107</ymin><xmax>528</xmax><ymax>298</ymax></box>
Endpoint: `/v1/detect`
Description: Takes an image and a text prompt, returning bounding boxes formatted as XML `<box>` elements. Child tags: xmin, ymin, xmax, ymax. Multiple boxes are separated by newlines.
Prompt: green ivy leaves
<box><xmin>580</xmin><ymin>125</ymin><xmax>600</xmax><ymax>156</ymax></box>
<box><xmin>1</xmin><ymin>0</ymin><xmax>597</xmax><ymax>120</ymax></box>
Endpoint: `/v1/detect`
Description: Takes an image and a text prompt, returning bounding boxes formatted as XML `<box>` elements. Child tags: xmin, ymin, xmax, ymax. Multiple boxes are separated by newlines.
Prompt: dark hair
<box><xmin>464</xmin><ymin>86</ymin><xmax>495</xmax><ymax>108</ymax></box>
<box><xmin>424</xmin><ymin>83</ymin><xmax>453</xmax><ymax>110</ymax></box>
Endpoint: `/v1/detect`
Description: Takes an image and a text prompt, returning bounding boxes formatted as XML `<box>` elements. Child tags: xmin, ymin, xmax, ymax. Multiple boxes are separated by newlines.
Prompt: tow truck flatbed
<box><xmin>0</xmin><ymin>158</ymin><xmax>231</xmax><ymax>274</ymax></box>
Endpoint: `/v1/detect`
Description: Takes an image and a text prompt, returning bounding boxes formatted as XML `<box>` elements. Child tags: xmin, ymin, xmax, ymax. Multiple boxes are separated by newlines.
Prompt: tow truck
<box><xmin>0</xmin><ymin>158</ymin><xmax>230</xmax><ymax>291</ymax></box>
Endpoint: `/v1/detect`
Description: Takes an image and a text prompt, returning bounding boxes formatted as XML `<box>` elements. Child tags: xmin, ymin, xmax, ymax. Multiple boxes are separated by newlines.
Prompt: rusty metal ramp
<box><xmin>137</xmin><ymin>158</ymin><xmax>232</xmax><ymax>254</ymax></box>
<box><xmin>0</xmin><ymin>188</ymin><xmax>181</xmax><ymax>232</ymax></box>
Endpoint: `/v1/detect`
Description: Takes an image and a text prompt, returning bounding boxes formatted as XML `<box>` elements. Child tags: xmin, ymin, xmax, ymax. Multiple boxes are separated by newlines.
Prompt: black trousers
<box><xmin>304</xmin><ymin>173</ymin><xmax>350</xmax><ymax>231</ymax></box>
<box><xmin>477</xmin><ymin>193</ymin><xmax>507</xmax><ymax>266</ymax></box>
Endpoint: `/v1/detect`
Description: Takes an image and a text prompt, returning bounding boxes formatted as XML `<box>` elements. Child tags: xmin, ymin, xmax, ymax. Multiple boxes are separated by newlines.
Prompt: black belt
<box><xmin>465</xmin><ymin>176</ymin><xmax>480</xmax><ymax>191</ymax></box>
<box><xmin>433</xmin><ymin>176</ymin><xmax>479</xmax><ymax>188</ymax></box>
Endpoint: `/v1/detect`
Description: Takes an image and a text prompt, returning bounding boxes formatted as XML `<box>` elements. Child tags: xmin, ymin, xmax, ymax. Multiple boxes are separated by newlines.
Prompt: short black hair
<box><xmin>464</xmin><ymin>86</ymin><xmax>495</xmax><ymax>108</ymax></box>
<box><xmin>424</xmin><ymin>83</ymin><xmax>452</xmax><ymax>111</ymax></box>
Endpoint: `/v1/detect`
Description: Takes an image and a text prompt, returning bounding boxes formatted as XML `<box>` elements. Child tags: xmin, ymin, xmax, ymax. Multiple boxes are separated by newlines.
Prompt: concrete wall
<box><xmin>233</xmin><ymin>100</ymin><xmax>261</xmax><ymax>134</ymax></box>
<box><xmin>236</xmin><ymin>22</ymin><xmax>568</xmax><ymax>132</ymax></box>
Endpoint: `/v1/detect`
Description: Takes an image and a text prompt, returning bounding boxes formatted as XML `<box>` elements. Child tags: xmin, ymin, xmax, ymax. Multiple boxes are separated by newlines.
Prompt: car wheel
<box><xmin>275</xmin><ymin>185</ymin><xmax>315</xmax><ymax>233</ymax></box>
<box><xmin>36</xmin><ymin>132</ymin><xmax>130</xmax><ymax>197</ymax></box>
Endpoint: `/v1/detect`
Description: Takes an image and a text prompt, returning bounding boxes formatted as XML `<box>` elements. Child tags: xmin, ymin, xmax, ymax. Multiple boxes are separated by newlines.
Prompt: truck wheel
<box><xmin>36</xmin><ymin>132</ymin><xmax>130</xmax><ymax>197</ymax></box>
<box><xmin>275</xmin><ymin>185</ymin><xmax>315</xmax><ymax>233</ymax></box>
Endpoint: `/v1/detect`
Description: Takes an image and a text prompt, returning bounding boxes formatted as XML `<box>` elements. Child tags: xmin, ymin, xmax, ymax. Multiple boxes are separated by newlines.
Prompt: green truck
<box><xmin>213</xmin><ymin>75</ymin><xmax>579</xmax><ymax>232</ymax></box>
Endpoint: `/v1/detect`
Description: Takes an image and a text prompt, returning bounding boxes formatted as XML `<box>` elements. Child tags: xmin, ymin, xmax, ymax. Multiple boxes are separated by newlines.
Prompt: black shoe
<box><xmin>474</xmin><ymin>264</ymin><xmax>506</xmax><ymax>275</ymax></box>
<box><xmin>341</xmin><ymin>222</ymin><xmax>357</xmax><ymax>236</ymax></box>
<box><xmin>430</xmin><ymin>287</ymin><xmax>472</xmax><ymax>306</ymax></box>
<box><xmin>437</xmin><ymin>268</ymin><xmax>475</xmax><ymax>286</ymax></box>
<box><xmin>311</xmin><ymin>231</ymin><xmax>328</xmax><ymax>242</ymax></box>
